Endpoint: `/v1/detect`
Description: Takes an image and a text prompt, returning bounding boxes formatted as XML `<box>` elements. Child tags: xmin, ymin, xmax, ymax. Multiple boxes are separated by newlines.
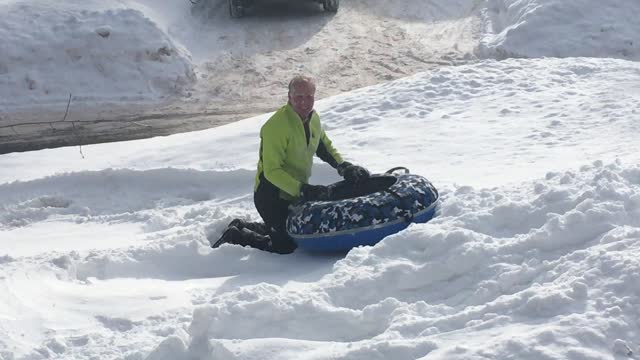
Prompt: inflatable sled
<box><xmin>287</xmin><ymin>167</ymin><xmax>439</xmax><ymax>252</ymax></box>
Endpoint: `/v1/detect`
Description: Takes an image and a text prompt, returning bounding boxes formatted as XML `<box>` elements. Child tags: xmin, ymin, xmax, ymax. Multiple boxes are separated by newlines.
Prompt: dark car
<box><xmin>228</xmin><ymin>0</ymin><xmax>339</xmax><ymax>17</ymax></box>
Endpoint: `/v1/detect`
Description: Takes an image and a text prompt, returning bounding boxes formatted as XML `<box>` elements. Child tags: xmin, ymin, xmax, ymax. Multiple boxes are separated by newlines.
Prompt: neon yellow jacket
<box><xmin>254</xmin><ymin>104</ymin><xmax>344</xmax><ymax>201</ymax></box>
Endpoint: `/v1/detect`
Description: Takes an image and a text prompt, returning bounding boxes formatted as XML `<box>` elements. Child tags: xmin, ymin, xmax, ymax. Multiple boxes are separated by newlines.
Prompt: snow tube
<box><xmin>287</xmin><ymin>167</ymin><xmax>439</xmax><ymax>252</ymax></box>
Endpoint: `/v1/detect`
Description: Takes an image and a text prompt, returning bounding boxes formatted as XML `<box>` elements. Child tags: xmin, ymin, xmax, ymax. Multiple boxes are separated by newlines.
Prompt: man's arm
<box><xmin>316</xmin><ymin>128</ymin><xmax>370</xmax><ymax>184</ymax></box>
<box><xmin>315</xmin><ymin>128</ymin><xmax>344</xmax><ymax>168</ymax></box>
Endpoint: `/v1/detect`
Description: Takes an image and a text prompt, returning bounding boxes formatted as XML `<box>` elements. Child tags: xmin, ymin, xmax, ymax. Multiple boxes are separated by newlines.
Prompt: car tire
<box><xmin>229</xmin><ymin>0</ymin><xmax>244</xmax><ymax>18</ymax></box>
<box><xmin>323</xmin><ymin>0</ymin><xmax>339</xmax><ymax>13</ymax></box>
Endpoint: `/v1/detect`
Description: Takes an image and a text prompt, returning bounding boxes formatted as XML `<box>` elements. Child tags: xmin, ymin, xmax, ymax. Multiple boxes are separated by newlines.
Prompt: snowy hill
<box><xmin>1</xmin><ymin>0</ymin><xmax>640</xmax><ymax>359</ymax></box>
<box><xmin>2</xmin><ymin>57</ymin><xmax>640</xmax><ymax>358</ymax></box>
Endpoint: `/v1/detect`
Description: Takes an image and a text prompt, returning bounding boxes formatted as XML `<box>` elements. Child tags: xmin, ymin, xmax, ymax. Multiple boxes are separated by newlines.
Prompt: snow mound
<box><xmin>0</xmin><ymin>168</ymin><xmax>254</xmax><ymax>227</ymax></box>
<box><xmin>0</xmin><ymin>0</ymin><xmax>195</xmax><ymax>109</ymax></box>
<box><xmin>161</xmin><ymin>161</ymin><xmax>640</xmax><ymax>360</ymax></box>
<box><xmin>479</xmin><ymin>0</ymin><xmax>640</xmax><ymax>60</ymax></box>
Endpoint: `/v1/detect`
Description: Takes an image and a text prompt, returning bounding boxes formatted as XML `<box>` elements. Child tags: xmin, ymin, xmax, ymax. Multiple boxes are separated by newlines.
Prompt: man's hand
<box><xmin>300</xmin><ymin>184</ymin><xmax>331</xmax><ymax>202</ymax></box>
<box><xmin>338</xmin><ymin>162</ymin><xmax>370</xmax><ymax>183</ymax></box>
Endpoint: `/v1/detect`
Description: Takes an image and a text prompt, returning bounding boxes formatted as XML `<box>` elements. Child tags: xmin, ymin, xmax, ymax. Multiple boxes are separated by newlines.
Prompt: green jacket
<box><xmin>254</xmin><ymin>104</ymin><xmax>344</xmax><ymax>201</ymax></box>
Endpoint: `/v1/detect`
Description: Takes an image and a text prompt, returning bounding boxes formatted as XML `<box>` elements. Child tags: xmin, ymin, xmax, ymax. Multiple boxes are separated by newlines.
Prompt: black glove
<box><xmin>300</xmin><ymin>183</ymin><xmax>331</xmax><ymax>202</ymax></box>
<box><xmin>337</xmin><ymin>162</ymin><xmax>370</xmax><ymax>183</ymax></box>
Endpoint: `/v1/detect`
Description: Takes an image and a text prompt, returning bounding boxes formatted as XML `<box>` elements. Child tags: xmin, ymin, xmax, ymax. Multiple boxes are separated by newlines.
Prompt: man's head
<box><xmin>288</xmin><ymin>75</ymin><xmax>316</xmax><ymax>120</ymax></box>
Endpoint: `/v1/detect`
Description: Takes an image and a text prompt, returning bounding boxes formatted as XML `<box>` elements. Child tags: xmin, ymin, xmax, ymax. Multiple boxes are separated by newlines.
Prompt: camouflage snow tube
<box><xmin>286</xmin><ymin>168</ymin><xmax>439</xmax><ymax>252</ymax></box>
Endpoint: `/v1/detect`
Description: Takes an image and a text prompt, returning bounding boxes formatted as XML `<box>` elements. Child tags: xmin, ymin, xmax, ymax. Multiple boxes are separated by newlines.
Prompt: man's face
<box><xmin>288</xmin><ymin>82</ymin><xmax>315</xmax><ymax>119</ymax></box>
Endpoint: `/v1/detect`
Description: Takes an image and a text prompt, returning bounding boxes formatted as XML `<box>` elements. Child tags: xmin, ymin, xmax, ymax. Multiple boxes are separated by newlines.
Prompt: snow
<box><xmin>2</xmin><ymin>0</ymin><xmax>640</xmax><ymax>359</ymax></box>
<box><xmin>0</xmin><ymin>0</ymin><xmax>195</xmax><ymax>111</ymax></box>
<box><xmin>480</xmin><ymin>0</ymin><xmax>640</xmax><ymax>60</ymax></box>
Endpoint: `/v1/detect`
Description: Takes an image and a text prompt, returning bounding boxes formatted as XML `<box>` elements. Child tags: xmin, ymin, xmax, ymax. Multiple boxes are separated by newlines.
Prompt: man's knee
<box><xmin>270</xmin><ymin>234</ymin><xmax>297</xmax><ymax>254</ymax></box>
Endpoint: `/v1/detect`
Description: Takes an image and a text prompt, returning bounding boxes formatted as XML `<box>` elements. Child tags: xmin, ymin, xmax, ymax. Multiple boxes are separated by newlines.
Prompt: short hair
<box><xmin>288</xmin><ymin>75</ymin><xmax>316</xmax><ymax>95</ymax></box>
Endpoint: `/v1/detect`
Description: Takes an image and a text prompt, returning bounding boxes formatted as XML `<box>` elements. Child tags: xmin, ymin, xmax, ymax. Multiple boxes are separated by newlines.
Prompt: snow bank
<box><xmin>479</xmin><ymin>0</ymin><xmax>640</xmax><ymax>60</ymax></box>
<box><xmin>2</xmin><ymin>56</ymin><xmax>640</xmax><ymax>358</ymax></box>
<box><xmin>0</xmin><ymin>168</ymin><xmax>254</xmax><ymax>225</ymax></box>
<box><xmin>0</xmin><ymin>0</ymin><xmax>195</xmax><ymax>109</ymax></box>
<box><xmin>156</xmin><ymin>161</ymin><xmax>640</xmax><ymax>359</ymax></box>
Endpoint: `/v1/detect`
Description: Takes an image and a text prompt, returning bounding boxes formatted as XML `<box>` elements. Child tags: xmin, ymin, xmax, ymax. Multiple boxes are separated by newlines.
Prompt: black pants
<box><xmin>253</xmin><ymin>175</ymin><xmax>297</xmax><ymax>254</ymax></box>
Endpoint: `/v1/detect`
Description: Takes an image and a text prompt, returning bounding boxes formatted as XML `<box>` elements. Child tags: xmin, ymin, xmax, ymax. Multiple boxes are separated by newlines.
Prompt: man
<box><xmin>211</xmin><ymin>75</ymin><xmax>370</xmax><ymax>254</ymax></box>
